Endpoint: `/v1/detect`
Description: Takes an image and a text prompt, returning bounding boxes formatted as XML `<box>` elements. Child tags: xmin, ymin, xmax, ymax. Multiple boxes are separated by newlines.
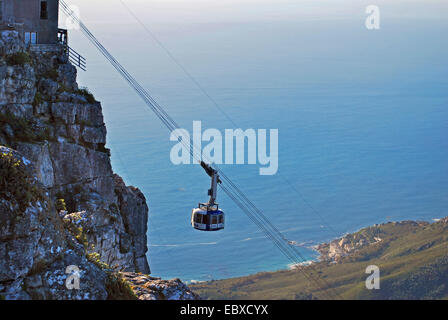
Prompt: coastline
<box><xmin>190</xmin><ymin>216</ymin><xmax>448</xmax><ymax>299</ymax></box>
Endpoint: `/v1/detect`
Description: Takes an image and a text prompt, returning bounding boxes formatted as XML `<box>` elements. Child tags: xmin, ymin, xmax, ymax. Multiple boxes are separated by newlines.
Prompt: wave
<box><xmin>186</xmin><ymin>279</ymin><xmax>204</xmax><ymax>285</ymax></box>
<box><xmin>150</xmin><ymin>242</ymin><xmax>218</xmax><ymax>248</ymax></box>
<box><xmin>239</xmin><ymin>235</ymin><xmax>267</xmax><ymax>242</ymax></box>
<box><xmin>288</xmin><ymin>260</ymin><xmax>314</xmax><ymax>270</ymax></box>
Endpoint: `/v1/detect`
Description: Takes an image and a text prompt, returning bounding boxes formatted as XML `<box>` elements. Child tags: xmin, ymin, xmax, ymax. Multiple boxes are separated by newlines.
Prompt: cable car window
<box><xmin>194</xmin><ymin>214</ymin><xmax>202</xmax><ymax>223</ymax></box>
<box><xmin>211</xmin><ymin>216</ymin><xmax>217</xmax><ymax>224</ymax></box>
<box><xmin>219</xmin><ymin>215</ymin><xmax>224</xmax><ymax>224</ymax></box>
<box><xmin>203</xmin><ymin>215</ymin><xmax>210</xmax><ymax>225</ymax></box>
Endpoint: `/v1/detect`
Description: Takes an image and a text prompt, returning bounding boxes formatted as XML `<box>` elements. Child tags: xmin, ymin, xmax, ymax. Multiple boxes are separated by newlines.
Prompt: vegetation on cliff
<box><xmin>0</xmin><ymin>30</ymin><xmax>199</xmax><ymax>300</ymax></box>
<box><xmin>0</xmin><ymin>148</ymin><xmax>43</xmax><ymax>212</ymax></box>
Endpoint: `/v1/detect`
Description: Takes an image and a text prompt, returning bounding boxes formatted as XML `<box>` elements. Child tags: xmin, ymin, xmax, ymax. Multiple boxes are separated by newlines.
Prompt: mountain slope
<box><xmin>191</xmin><ymin>218</ymin><xmax>448</xmax><ymax>300</ymax></box>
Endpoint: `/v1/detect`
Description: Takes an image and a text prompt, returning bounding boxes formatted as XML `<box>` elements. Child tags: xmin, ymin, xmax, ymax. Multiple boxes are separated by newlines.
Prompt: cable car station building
<box><xmin>0</xmin><ymin>1</ymin><xmax>85</xmax><ymax>70</ymax></box>
<box><xmin>0</xmin><ymin>0</ymin><xmax>59</xmax><ymax>44</ymax></box>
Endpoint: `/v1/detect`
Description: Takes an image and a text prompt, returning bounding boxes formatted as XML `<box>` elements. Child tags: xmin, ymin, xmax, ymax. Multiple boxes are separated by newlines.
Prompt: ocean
<box><xmin>66</xmin><ymin>0</ymin><xmax>448</xmax><ymax>282</ymax></box>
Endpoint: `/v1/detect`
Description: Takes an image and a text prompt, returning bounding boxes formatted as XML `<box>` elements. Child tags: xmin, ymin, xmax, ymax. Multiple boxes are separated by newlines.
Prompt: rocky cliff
<box><xmin>0</xmin><ymin>30</ymin><xmax>197</xmax><ymax>300</ymax></box>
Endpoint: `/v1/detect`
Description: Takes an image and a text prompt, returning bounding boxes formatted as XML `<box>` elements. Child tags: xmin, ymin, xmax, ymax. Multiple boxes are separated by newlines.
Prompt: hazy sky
<box><xmin>57</xmin><ymin>0</ymin><xmax>448</xmax><ymax>281</ymax></box>
<box><xmin>61</xmin><ymin>0</ymin><xmax>448</xmax><ymax>27</ymax></box>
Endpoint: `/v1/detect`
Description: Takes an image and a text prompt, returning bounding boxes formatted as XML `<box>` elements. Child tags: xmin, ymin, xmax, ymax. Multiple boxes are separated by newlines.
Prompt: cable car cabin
<box><xmin>191</xmin><ymin>204</ymin><xmax>224</xmax><ymax>231</ymax></box>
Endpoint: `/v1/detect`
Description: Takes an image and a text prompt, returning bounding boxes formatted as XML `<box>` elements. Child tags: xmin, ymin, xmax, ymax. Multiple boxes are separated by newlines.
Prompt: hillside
<box><xmin>191</xmin><ymin>217</ymin><xmax>448</xmax><ymax>300</ymax></box>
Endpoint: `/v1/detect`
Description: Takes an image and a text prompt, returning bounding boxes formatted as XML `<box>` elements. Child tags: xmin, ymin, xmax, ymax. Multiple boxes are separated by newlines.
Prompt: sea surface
<box><xmin>64</xmin><ymin>0</ymin><xmax>448</xmax><ymax>282</ymax></box>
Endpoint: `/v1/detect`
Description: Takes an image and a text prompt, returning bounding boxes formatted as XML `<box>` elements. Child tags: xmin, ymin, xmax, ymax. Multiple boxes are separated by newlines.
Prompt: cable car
<box><xmin>191</xmin><ymin>162</ymin><xmax>225</xmax><ymax>231</ymax></box>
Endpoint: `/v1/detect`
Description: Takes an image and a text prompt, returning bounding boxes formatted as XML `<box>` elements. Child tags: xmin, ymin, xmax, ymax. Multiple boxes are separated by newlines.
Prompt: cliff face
<box><xmin>0</xmin><ymin>146</ymin><xmax>110</xmax><ymax>299</ymax></box>
<box><xmin>0</xmin><ymin>30</ymin><xmax>197</xmax><ymax>300</ymax></box>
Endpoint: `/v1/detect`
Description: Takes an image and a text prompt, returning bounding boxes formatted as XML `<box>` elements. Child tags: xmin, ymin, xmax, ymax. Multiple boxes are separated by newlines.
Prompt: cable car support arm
<box><xmin>200</xmin><ymin>161</ymin><xmax>221</xmax><ymax>208</ymax></box>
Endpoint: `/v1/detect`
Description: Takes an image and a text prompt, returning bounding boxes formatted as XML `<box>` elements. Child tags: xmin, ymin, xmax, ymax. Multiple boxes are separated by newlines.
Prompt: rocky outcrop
<box><xmin>314</xmin><ymin>236</ymin><xmax>381</xmax><ymax>263</ymax></box>
<box><xmin>0</xmin><ymin>30</ymin><xmax>195</xmax><ymax>299</ymax></box>
<box><xmin>122</xmin><ymin>273</ymin><xmax>200</xmax><ymax>300</ymax></box>
<box><xmin>315</xmin><ymin>220</ymin><xmax>430</xmax><ymax>263</ymax></box>
<box><xmin>114</xmin><ymin>175</ymin><xmax>149</xmax><ymax>274</ymax></box>
<box><xmin>315</xmin><ymin>228</ymin><xmax>384</xmax><ymax>263</ymax></box>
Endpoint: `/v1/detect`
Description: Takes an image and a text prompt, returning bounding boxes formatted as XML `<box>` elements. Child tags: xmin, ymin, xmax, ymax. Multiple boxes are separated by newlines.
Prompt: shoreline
<box><xmin>191</xmin><ymin>215</ymin><xmax>447</xmax><ymax>284</ymax></box>
<box><xmin>190</xmin><ymin>215</ymin><xmax>448</xmax><ymax>299</ymax></box>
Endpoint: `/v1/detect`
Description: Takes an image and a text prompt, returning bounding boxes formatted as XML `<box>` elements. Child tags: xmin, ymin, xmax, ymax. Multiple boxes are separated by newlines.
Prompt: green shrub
<box><xmin>0</xmin><ymin>112</ymin><xmax>52</xmax><ymax>142</ymax></box>
<box><xmin>6</xmin><ymin>52</ymin><xmax>32</xmax><ymax>66</ymax></box>
<box><xmin>85</xmin><ymin>250</ymin><xmax>137</xmax><ymax>299</ymax></box>
<box><xmin>28</xmin><ymin>259</ymin><xmax>49</xmax><ymax>276</ymax></box>
<box><xmin>0</xmin><ymin>150</ymin><xmax>44</xmax><ymax>212</ymax></box>
<box><xmin>42</xmin><ymin>68</ymin><xmax>59</xmax><ymax>81</ymax></box>
<box><xmin>77</xmin><ymin>87</ymin><xmax>96</xmax><ymax>104</ymax></box>
<box><xmin>106</xmin><ymin>272</ymin><xmax>137</xmax><ymax>300</ymax></box>
<box><xmin>63</xmin><ymin>222</ymin><xmax>89</xmax><ymax>250</ymax></box>
<box><xmin>57</xmin><ymin>84</ymin><xmax>70</xmax><ymax>95</ymax></box>
<box><xmin>55</xmin><ymin>198</ymin><xmax>67</xmax><ymax>212</ymax></box>
<box><xmin>97</xmin><ymin>144</ymin><xmax>111</xmax><ymax>155</ymax></box>
<box><xmin>86</xmin><ymin>252</ymin><xmax>109</xmax><ymax>270</ymax></box>
<box><xmin>33</xmin><ymin>92</ymin><xmax>44</xmax><ymax>106</ymax></box>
